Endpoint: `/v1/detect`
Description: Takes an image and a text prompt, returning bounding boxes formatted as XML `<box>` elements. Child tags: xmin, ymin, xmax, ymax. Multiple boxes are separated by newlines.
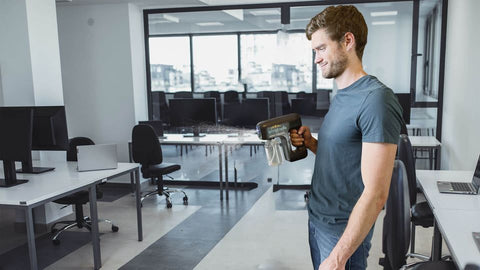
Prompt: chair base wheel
<box><xmin>112</xmin><ymin>225</ymin><xmax>119</xmax><ymax>232</ymax></box>
<box><xmin>167</xmin><ymin>202</ymin><xmax>173</xmax><ymax>208</ymax></box>
<box><xmin>183</xmin><ymin>196</ymin><xmax>188</xmax><ymax>205</ymax></box>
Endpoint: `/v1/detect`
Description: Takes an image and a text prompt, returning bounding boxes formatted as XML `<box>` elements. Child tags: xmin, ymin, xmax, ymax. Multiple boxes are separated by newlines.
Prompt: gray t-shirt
<box><xmin>307</xmin><ymin>75</ymin><xmax>403</xmax><ymax>234</ymax></box>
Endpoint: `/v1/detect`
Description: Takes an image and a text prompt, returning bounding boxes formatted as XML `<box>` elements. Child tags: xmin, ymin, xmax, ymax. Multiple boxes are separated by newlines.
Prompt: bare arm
<box><xmin>290</xmin><ymin>126</ymin><xmax>318</xmax><ymax>154</ymax></box>
<box><xmin>319</xmin><ymin>142</ymin><xmax>397</xmax><ymax>270</ymax></box>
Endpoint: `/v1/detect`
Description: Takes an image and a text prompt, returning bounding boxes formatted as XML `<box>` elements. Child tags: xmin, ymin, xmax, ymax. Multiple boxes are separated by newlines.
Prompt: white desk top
<box><xmin>0</xmin><ymin>161</ymin><xmax>138</xmax><ymax>207</ymax></box>
<box><xmin>409</xmin><ymin>136</ymin><xmax>441</xmax><ymax>148</ymax></box>
<box><xmin>416</xmin><ymin>170</ymin><xmax>479</xmax><ymax>211</ymax></box>
<box><xmin>417</xmin><ymin>170</ymin><xmax>480</xmax><ymax>268</ymax></box>
<box><xmin>434</xmin><ymin>209</ymin><xmax>480</xmax><ymax>269</ymax></box>
<box><xmin>160</xmin><ymin>134</ymin><xmax>227</xmax><ymax>145</ymax></box>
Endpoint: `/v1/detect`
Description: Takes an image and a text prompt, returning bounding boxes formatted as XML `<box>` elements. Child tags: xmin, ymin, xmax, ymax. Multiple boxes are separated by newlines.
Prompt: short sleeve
<box><xmin>357</xmin><ymin>89</ymin><xmax>403</xmax><ymax>144</ymax></box>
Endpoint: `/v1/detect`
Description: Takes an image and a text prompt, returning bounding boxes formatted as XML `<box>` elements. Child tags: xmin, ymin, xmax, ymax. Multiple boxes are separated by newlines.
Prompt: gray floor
<box><xmin>0</xmin><ymin>116</ymin><xmax>446</xmax><ymax>269</ymax></box>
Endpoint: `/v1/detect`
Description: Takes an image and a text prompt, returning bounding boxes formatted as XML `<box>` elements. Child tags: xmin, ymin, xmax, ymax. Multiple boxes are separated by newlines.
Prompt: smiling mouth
<box><xmin>320</xmin><ymin>63</ymin><xmax>328</xmax><ymax>69</ymax></box>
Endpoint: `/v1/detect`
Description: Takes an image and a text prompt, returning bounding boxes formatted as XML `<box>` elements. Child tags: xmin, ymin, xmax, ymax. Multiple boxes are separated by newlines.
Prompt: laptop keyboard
<box><xmin>451</xmin><ymin>182</ymin><xmax>473</xmax><ymax>192</ymax></box>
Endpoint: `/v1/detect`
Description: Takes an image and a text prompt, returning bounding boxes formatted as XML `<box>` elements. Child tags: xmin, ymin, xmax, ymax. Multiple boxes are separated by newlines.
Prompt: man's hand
<box><xmin>318</xmin><ymin>256</ymin><xmax>345</xmax><ymax>270</ymax></box>
<box><xmin>289</xmin><ymin>126</ymin><xmax>317</xmax><ymax>153</ymax></box>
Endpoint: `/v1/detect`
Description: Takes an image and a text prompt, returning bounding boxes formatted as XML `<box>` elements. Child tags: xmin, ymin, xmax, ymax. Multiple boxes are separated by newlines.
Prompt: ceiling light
<box><xmin>249</xmin><ymin>10</ymin><xmax>280</xmax><ymax>16</ymax></box>
<box><xmin>371</xmin><ymin>11</ymin><xmax>398</xmax><ymax>17</ymax></box>
<box><xmin>196</xmin><ymin>22</ymin><xmax>224</xmax><ymax>26</ymax></box>
<box><xmin>265</xmin><ymin>19</ymin><xmax>280</xmax><ymax>24</ymax></box>
<box><xmin>372</xmin><ymin>20</ymin><xmax>396</xmax><ymax>25</ymax></box>
<box><xmin>291</xmin><ymin>18</ymin><xmax>310</xmax><ymax>23</ymax></box>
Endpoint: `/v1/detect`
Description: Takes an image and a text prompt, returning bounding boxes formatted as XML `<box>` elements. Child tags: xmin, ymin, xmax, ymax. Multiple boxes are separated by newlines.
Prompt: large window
<box><xmin>241</xmin><ymin>32</ymin><xmax>312</xmax><ymax>92</ymax></box>
<box><xmin>145</xmin><ymin>1</ymin><xmax>448</xmax><ymax>140</ymax></box>
<box><xmin>149</xmin><ymin>37</ymin><xmax>191</xmax><ymax>92</ymax></box>
<box><xmin>192</xmin><ymin>35</ymin><xmax>238</xmax><ymax>92</ymax></box>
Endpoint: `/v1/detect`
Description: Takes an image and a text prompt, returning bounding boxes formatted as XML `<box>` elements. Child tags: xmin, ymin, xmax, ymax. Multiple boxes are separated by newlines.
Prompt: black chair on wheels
<box><xmin>398</xmin><ymin>134</ymin><xmax>435</xmax><ymax>260</ymax></box>
<box><xmin>380</xmin><ymin>160</ymin><xmax>456</xmax><ymax>270</ymax></box>
<box><xmin>51</xmin><ymin>137</ymin><xmax>118</xmax><ymax>245</ymax></box>
<box><xmin>131</xmin><ymin>124</ymin><xmax>188</xmax><ymax>208</ymax></box>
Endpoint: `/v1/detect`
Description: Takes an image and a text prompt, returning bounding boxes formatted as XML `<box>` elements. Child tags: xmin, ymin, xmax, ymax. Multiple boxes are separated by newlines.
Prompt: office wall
<box><xmin>57</xmin><ymin>3</ymin><xmax>147</xmax><ymax>171</ymax></box>
<box><xmin>441</xmin><ymin>0</ymin><xmax>480</xmax><ymax>170</ymax></box>
<box><xmin>0</xmin><ymin>0</ymin><xmax>35</xmax><ymax>105</ymax></box>
<box><xmin>128</xmin><ymin>3</ymin><xmax>148</xmax><ymax>123</ymax></box>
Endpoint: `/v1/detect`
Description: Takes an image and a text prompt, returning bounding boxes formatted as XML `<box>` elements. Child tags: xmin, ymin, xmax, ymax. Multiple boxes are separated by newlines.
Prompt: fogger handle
<box><xmin>280</xmin><ymin>130</ymin><xmax>307</xmax><ymax>162</ymax></box>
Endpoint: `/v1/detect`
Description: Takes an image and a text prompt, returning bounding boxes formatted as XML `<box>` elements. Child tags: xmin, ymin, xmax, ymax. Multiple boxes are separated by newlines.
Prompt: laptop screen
<box><xmin>473</xmin><ymin>155</ymin><xmax>480</xmax><ymax>188</ymax></box>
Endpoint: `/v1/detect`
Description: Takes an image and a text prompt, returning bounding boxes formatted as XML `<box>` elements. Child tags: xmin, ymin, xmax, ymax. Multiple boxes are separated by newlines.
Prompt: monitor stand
<box><xmin>0</xmin><ymin>161</ymin><xmax>28</xmax><ymax>188</ymax></box>
<box><xmin>183</xmin><ymin>126</ymin><xmax>206</xmax><ymax>137</ymax></box>
<box><xmin>16</xmin><ymin>158</ymin><xmax>54</xmax><ymax>174</ymax></box>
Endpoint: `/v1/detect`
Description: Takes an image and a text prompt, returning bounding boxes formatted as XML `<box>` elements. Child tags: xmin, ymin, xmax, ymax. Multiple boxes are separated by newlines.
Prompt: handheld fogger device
<box><xmin>256</xmin><ymin>113</ymin><xmax>307</xmax><ymax>166</ymax></box>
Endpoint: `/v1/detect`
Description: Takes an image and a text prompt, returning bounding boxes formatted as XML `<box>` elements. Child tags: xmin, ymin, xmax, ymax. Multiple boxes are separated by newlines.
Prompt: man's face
<box><xmin>311</xmin><ymin>29</ymin><xmax>348</xmax><ymax>79</ymax></box>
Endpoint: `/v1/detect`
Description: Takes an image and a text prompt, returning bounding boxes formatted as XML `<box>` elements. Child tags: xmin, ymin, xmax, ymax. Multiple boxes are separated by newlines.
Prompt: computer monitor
<box><xmin>169</xmin><ymin>98</ymin><xmax>217</xmax><ymax>137</ymax></box>
<box><xmin>394</xmin><ymin>93</ymin><xmax>411</xmax><ymax>125</ymax></box>
<box><xmin>0</xmin><ymin>107</ymin><xmax>33</xmax><ymax>187</ymax></box>
<box><xmin>18</xmin><ymin>106</ymin><xmax>69</xmax><ymax>174</ymax></box>
<box><xmin>240</xmin><ymin>98</ymin><xmax>270</xmax><ymax>129</ymax></box>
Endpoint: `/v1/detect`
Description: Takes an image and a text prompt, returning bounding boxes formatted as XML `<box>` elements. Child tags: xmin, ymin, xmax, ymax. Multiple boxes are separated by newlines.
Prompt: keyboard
<box><xmin>451</xmin><ymin>182</ymin><xmax>473</xmax><ymax>192</ymax></box>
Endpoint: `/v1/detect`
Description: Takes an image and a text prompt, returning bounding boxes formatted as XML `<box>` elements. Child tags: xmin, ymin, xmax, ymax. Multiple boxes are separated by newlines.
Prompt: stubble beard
<box><xmin>322</xmin><ymin>50</ymin><xmax>348</xmax><ymax>79</ymax></box>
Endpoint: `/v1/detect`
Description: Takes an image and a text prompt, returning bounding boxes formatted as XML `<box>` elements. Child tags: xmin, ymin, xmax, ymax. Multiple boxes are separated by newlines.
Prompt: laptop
<box><xmin>77</xmin><ymin>144</ymin><xmax>118</xmax><ymax>172</ymax></box>
<box><xmin>437</xmin><ymin>154</ymin><xmax>480</xmax><ymax>194</ymax></box>
<box><xmin>139</xmin><ymin>121</ymin><xmax>166</xmax><ymax>139</ymax></box>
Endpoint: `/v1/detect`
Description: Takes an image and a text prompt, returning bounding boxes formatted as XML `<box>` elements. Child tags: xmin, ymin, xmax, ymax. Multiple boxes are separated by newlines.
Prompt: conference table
<box><xmin>416</xmin><ymin>169</ymin><xmax>480</xmax><ymax>269</ymax></box>
<box><xmin>156</xmin><ymin>133</ymin><xmax>262</xmax><ymax>200</ymax></box>
<box><xmin>0</xmin><ymin>161</ymin><xmax>141</xmax><ymax>270</ymax></box>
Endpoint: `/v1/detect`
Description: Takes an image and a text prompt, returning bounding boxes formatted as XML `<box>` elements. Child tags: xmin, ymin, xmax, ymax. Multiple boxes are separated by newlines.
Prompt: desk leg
<box><xmin>129</xmin><ymin>142</ymin><xmax>135</xmax><ymax>193</ymax></box>
<box><xmin>224</xmin><ymin>145</ymin><xmax>229</xmax><ymax>201</ymax></box>
<box><xmin>219</xmin><ymin>144</ymin><xmax>223</xmax><ymax>201</ymax></box>
<box><xmin>432</xmin><ymin>220</ymin><xmax>442</xmax><ymax>261</ymax></box>
<box><xmin>435</xmin><ymin>147</ymin><xmax>441</xmax><ymax>170</ymax></box>
<box><xmin>25</xmin><ymin>207</ymin><xmax>38</xmax><ymax>270</ymax></box>
<box><xmin>135</xmin><ymin>168</ymin><xmax>143</xmax><ymax>241</ymax></box>
<box><xmin>88</xmin><ymin>185</ymin><xmax>102</xmax><ymax>269</ymax></box>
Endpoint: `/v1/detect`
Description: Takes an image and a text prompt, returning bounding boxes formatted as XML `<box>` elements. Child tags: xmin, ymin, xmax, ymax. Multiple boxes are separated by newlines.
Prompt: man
<box><xmin>290</xmin><ymin>5</ymin><xmax>403</xmax><ymax>270</ymax></box>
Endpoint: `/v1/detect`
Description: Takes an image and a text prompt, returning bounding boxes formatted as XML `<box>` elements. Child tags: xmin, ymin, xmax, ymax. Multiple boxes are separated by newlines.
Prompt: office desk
<box><xmin>0</xmin><ymin>161</ymin><xmax>141</xmax><ymax>270</ymax></box>
<box><xmin>410</xmin><ymin>136</ymin><xmax>442</xmax><ymax>169</ymax></box>
<box><xmin>416</xmin><ymin>170</ymin><xmax>480</xmax><ymax>268</ymax></box>
<box><xmin>158</xmin><ymin>134</ymin><xmax>227</xmax><ymax>199</ymax></box>
<box><xmin>222</xmin><ymin>133</ymin><xmax>264</xmax><ymax>199</ymax></box>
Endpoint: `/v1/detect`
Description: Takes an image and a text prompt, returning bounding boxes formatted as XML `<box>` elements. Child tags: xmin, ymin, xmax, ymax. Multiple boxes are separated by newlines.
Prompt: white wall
<box><xmin>26</xmin><ymin>0</ymin><xmax>64</xmax><ymax>106</ymax></box>
<box><xmin>128</xmin><ymin>3</ymin><xmax>148</xmax><ymax>123</ymax></box>
<box><xmin>441</xmin><ymin>0</ymin><xmax>480</xmax><ymax>170</ymax></box>
<box><xmin>0</xmin><ymin>0</ymin><xmax>35</xmax><ymax>105</ymax></box>
<box><xmin>57</xmin><ymin>3</ymin><xmax>147</xmax><ymax>170</ymax></box>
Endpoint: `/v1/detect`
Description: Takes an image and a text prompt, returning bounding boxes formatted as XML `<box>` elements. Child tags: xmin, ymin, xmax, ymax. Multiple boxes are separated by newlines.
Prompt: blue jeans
<box><xmin>308</xmin><ymin>220</ymin><xmax>373</xmax><ymax>270</ymax></box>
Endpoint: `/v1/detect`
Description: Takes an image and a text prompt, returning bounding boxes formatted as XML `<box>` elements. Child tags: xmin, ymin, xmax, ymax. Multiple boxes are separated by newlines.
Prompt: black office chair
<box><xmin>131</xmin><ymin>124</ymin><xmax>188</xmax><ymax>208</ymax></box>
<box><xmin>397</xmin><ymin>134</ymin><xmax>434</xmax><ymax>259</ymax></box>
<box><xmin>380</xmin><ymin>160</ymin><xmax>456</xmax><ymax>270</ymax></box>
<box><xmin>257</xmin><ymin>91</ymin><xmax>275</xmax><ymax>118</ymax></box>
<box><xmin>173</xmin><ymin>91</ymin><xmax>193</xmax><ymax>98</ymax></box>
<box><xmin>151</xmin><ymin>91</ymin><xmax>169</xmax><ymax>125</ymax></box>
<box><xmin>204</xmin><ymin>91</ymin><xmax>221</xmax><ymax>121</ymax></box>
<box><xmin>51</xmin><ymin>137</ymin><xmax>118</xmax><ymax>245</ymax></box>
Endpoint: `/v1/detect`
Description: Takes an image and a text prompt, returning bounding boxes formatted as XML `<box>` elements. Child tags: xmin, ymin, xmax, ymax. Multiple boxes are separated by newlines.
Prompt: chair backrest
<box><xmin>316</xmin><ymin>90</ymin><xmax>330</xmax><ymax>110</ymax></box>
<box><xmin>224</xmin><ymin>90</ymin><xmax>240</xmax><ymax>104</ymax></box>
<box><xmin>173</xmin><ymin>91</ymin><xmax>193</xmax><ymax>99</ymax></box>
<box><xmin>67</xmin><ymin>137</ymin><xmax>95</xmax><ymax>161</ymax></box>
<box><xmin>131</xmin><ymin>124</ymin><xmax>163</xmax><ymax>165</ymax></box>
<box><xmin>382</xmin><ymin>160</ymin><xmax>411</xmax><ymax>270</ymax></box>
<box><xmin>397</xmin><ymin>134</ymin><xmax>418</xmax><ymax>206</ymax></box>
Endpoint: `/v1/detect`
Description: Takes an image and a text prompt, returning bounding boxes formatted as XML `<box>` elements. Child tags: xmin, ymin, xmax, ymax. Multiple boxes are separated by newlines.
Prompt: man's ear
<box><xmin>343</xmin><ymin>32</ymin><xmax>356</xmax><ymax>53</ymax></box>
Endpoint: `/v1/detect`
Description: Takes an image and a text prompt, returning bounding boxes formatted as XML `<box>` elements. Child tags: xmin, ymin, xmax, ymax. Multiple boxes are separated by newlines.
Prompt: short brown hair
<box><xmin>306</xmin><ymin>5</ymin><xmax>368</xmax><ymax>59</ymax></box>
